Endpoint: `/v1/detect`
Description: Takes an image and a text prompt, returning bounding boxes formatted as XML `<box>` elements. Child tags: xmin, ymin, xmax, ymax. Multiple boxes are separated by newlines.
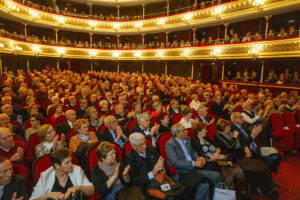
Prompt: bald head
<box><xmin>65</xmin><ymin>110</ymin><xmax>76</xmax><ymax>123</ymax></box>
<box><xmin>0</xmin><ymin>127</ymin><xmax>14</xmax><ymax>149</ymax></box>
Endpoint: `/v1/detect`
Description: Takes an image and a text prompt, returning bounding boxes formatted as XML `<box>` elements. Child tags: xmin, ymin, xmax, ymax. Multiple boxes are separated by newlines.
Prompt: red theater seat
<box><xmin>283</xmin><ymin>112</ymin><xmax>300</xmax><ymax>148</ymax></box>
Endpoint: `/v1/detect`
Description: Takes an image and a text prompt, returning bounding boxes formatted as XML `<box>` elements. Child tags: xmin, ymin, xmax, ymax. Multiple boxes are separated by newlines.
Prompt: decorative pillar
<box><xmin>54</xmin><ymin>29</ymin><xmax>59</xmax><ymax>43</ymax></box>
<box><xmin>117</xmin><ymin>5</ymin><xmax>120</xmax><ymax>20</ymax></box>
<box><xmin>26</xmin><ymin>58</ymin><xmax>30</xmax><ymax>71</ymax></box>
<box><xmin>264</xmin><ymin>15</ymin><xmax>272</xmax><ymax>39</ymax></box>
<box><xmin>117</xmin><ymin>35</ymin><xmax>120</xmax><ymax>46</ymax></box>
<box><xmin>23</xmin><ymin>23</ymin><xmax>28</xmax><ymax>38</ymax></box>
<box><xmin>88</xmin><ymin>3</ymin><xmax>93</xmax><ymax>16</ymax></box>
<box><xmin>90</xmin><ymin>60</ymin><xmax>93</xmax><ymax>71</ymax></box>
<box><xmin>164</xmin><ymin>62</ymin><xmax>167</xmax><ymax>75</ymax></box>
<box><xmin>191</xmin><ymin>61</ymin><xmax>194</xmax><ymax>79</ymax></box>
<box><xmin>166</xmin><ymin>0</ymin><xmax>169</xmax><ymax>15</ymax></box>
<box><xmin>260</xmin><ymin>62</ymin><xmax>264</xmax><ymax>83</ymax></box>
<box><xmin>224</xmin><ymin>23</ymin><xmax>230</xmax><ymax>38</ymax></box>
<box><xmin>117</xmin><ymin>61</ymin><xmax>120</xmax><ymax>73</ymax></box>
<box><xmin>142</xmin><ymin>33</ymin><xmax>145</xmax><ymax>46</ymax></box>
<box><xmin>221</xmin><ymin>61</ymin><xmax>225</xmax><ymax>80</ymax></box>
<box><xmin>0</xmin><ymin>56</ymin><xmax>2</xmax><ymax>75</ymax></box>
<box><xmin>165</xmin><ymin>31</ymin><xmax>169</xmax><ymax>44</ymax></box>
<box><xmin>57</xmin><ymin>59</ymin><xmax>60</xmax><ymax>71</ymax></box>
<box><xmin>142</xmin><ymin>4</ymin><xmax>145</xmax><ymax>19</ymax></box>
<box><xmin>192</xmin><ymin>28</ymin><xmax>197</xmax><ymax>44</ymax></box>
<box><xmin>142</xmin><ymin>62</ymin><xmax>144</xmax><ymax>74</ymax></box>
<box><xmin>89</xmin><ymin>32</ymin><xmax>93</xmax><ymax>47</ymax></box>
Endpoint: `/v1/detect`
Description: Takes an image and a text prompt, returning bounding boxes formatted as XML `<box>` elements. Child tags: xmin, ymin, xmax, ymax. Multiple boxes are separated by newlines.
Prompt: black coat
<box><xmin>168</xmin><ymin>107</ymin><xmax>181</xmax><ymax>116</ymax></box>
<box><xmin>57</xmin><ymin>122</ymin><xmax>72</xmax><ymax>137</ymax></box>
<box><xmin>126</xmin><ymin>146</ymin><xmax>159</xmax><ymax>187</ymax></box>
<box><xmin>211</xmin><ymin>102</ymin><xmax>230</xmax><ymax>120</ymax></box>
<box><xmin>1</xmin><ymin>175</ymin><xmax>28</xmax><ymax>200</ymax></box>
<box><xmin>130</xmin><ymin>125</ymin><xmax>156</xmax><ymax>142</ymax></box>
<box><xmin>97</xmin><ymin>128</ymin><xmax>125</xmax><ymax>145</ymax></box>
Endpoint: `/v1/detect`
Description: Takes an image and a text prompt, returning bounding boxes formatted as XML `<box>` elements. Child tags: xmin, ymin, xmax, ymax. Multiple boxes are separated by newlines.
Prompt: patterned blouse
<box><xmin>35</xmin><ymin>142</ymin><xmax>65</xmax><ymax>158</ymax></box>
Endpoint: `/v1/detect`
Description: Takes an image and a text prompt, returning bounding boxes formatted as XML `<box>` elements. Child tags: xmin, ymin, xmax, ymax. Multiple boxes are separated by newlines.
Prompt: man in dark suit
<box><xmin>76</xmin><ymin>98</ymin><xmax>88</xmax><ymax>118</ymax></box>
<box><xmin>197</xmin><ymin>105</ymin><xmax>215</xmax><ymax>125</ymax></box>
<box><xmin>97</xmin><ymin>116</ymin><xmax>127</xmax><ymax>147</ymax></box>
<box><xmin>168</xmin><ymin>99</ymin><xmax>181</xmax><ymax>116</ymax></box>
<box><xmin>113</xmin><ymin>104</ymin><xmax>134</xmax><ymax>127</ymax></box>
<box><xmin>126</xmin><ymin>132</ymin><xmax>164</xmax><ymax>193</ymax></box>
<box><xmin>57</xmin><ymin>110</ymin><xmax>76</xmax><ymax>139</ymax></box>
<box><xmin>165</xmin><ymin>123</ymin><xmax>222</xmax><ymax>200</ymax></box>
<box><xmin>231</xmin><ymin>112</ymin><xmax>281</xmax><ymax>175</ymax></box>
<box><xmin>66</xmin><ymin>95</ymin><xmax>78</xmax><ymax>109</ymax></box>
<box><xmin>131</xmin><ymin>113</ymin><xmax>159</xmax><ymax>146</ymax></box>
<box><xmin>0</xmin><ymin>156</ymin><xmax>28</xmax><ymax>200</ymax></box>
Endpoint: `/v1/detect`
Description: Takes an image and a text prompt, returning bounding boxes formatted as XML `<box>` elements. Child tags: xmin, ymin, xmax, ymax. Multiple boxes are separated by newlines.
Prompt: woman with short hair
<box><xmin>91</xmin><ymin>142</ymin><xmax>130</xmax><ymax>200</ymax></box>
<box><xmin>86</xmin><ymin>107</ymin><xmax>103</xmax><ymax>130</ymax></box>
<box><xmin>69</xmin><ymin>119</ymin><xmax>98</xmax><ymax>153</ymax></box>
<box><xmin>26</xmin><ymin>114</ymin><xmax>42</xmax><ymax>141</ymax></box>
<box><xmin>35</xmin><ymin>124</ymin><xmax>65</xmax><ymax>158</ymax></box>
<box><xmin>30</xmin><ymin>148</ymin><xmax>94</xmax><ymax>200</ymax></box>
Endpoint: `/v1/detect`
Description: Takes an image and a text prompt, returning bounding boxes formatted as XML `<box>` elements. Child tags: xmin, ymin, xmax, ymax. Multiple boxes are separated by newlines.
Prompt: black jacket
<box><xmin>126</xmin><ymin>146</ymin><xmax>159</xmax><ymax>187</ymax></box>
<box><xmin>1</xmin><ymin>175</ymin><xmax>28</xmax><ymax>200</ymax></box>
<box><xmin>168</xmin><ymin>107</ymin><xmax>181</xmax><ymax>116</ymax></box>
<box><xmin>97</xmin><ymin>128</ymin><xmax>125</xmax><ymax>145</ymax></box>
<box><xmin>57</xmin><ymin>122</ymin><xmax>72</xmax><ymax>138</ymax></box>
<box><xmin>131</xmin><ymin>125</ymin><xmax>157</xmax><ymax>142</ymax></box>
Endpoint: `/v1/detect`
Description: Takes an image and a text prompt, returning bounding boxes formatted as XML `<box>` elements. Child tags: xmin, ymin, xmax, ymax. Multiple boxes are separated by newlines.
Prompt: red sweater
<box><xmin>0</xmin><ymin>140</ymin><xmax>34</xmax><ymax>164</ymax></box>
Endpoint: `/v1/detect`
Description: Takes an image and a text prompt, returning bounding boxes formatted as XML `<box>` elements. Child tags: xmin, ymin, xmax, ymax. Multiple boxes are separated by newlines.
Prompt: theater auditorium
<box><xmin>0</xmin><ymin>0</ymin><xmax>299</xmax><ymax>199</ymax></box>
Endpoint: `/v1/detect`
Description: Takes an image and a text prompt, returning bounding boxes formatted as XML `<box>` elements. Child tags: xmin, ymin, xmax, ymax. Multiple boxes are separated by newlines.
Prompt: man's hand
<box><xmin>11</xmin><ymin>192</ymin><xmax>23</xmax><ymax>200</ymax></box>
<box><xmin>209</xmin><ymin>118</ymin><xmax>216</xmax><ymax>125</ymax></box>
<box><xmin>64</xmin><ymin>186</ymin><xmax>80</xmax><ymax>199</ymax></box>
<box><xmin>233</xmin><ymin>131</ymin><xmax>239</xmax><ymax>138</ymax></box>
<box><xmin>150</xmin><ymin>124</ymin><xmax>160</xmax><ymax>136</ymax></box>
<box><xmin>194</xmin><ymin>157</ymin><xmax>206</xmax><ymax>168</ymax></box>
<box><xmin>122</xmin><ymin>165</ymin><xmax>130</xmax><ymax>176</ymax></box>
<box><xmin>152</xmin><ymin>156</ymin><xmax>164</xmax><ymax>176</ymax></box>
<box><xmin>115</xmin><ymin>126</ymin><xmax>123</xmax><ymax>141</ymax></box>
<box><xmin>251</xmin><ymin>125</ymin><xmax>262</xmax><ymax>138</ymax></box>
<box><xmin>245</xmin><ymin>147</ymin><xmax>252</xmax><ymax>158</ymax></box>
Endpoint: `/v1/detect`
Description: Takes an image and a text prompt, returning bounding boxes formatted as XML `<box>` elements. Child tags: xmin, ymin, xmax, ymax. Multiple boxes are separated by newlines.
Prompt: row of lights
<box><xmin>3</xmin><ymin>0</ymin><xmax>267</xmax><ymax>30</ymax></box>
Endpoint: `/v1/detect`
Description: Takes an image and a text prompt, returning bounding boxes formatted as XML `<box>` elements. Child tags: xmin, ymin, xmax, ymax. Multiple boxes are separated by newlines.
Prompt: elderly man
<box><xmin>76</xmin><ymin>98</ymin><xmax>88</xmax><ymax>118</ymax></box>
<box><xmin>57</xmin><ymin>110</ymin><xmax>76</xmax><ymax>139</ymax></box>
<box><xmin>131</xmin><ymin>113</ymin><xmax>159</xmax><ymax>146</ymax></box>
<box><xmin>168</xmin><ymin>99</ymin><xmax>181</xmax><ymax>115</ymax></box>
<box><xmin>231</xmin><ymin>112</ymin><xmax>282</xmax><ymax>175</ymax></box>
<box><xmin>0</xmin><ymin>127</ymin><xmax>33</xmax><ymax>164</ymax></box>
<box><xmin>0</xmin><ymin>156</ymin><xmax>27</xmax><ymax>200</ymax></box>
<box><xmin>113</xmin><ymin>103</ymin><xmax>134</xmax><ymax>127</ymax></box>
<box><xmin>165</xmin><ymin>123</ymin><xmax>222</xmax><ymax>200</ymax></box>
<box><xmin>126</xmin><ymin>132</ymin><xmax>167</xmax><ymax>198</ymax></box>
<box><xmin>98</xmin><ymin>116</ymin><xmax>127</xmax><ymax>147</ymax></box>
<box><xmin>197</xmin><ymin>105</ymin><xmax>215</xmax><ymax>125</ymax></box>
<box><xmin>0</xmin><ymin>113</ymin><xmax>23</xmax><ymax>139</ymax></box>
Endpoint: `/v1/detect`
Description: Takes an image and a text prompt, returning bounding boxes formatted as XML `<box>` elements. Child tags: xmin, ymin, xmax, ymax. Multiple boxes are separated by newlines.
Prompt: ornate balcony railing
<box><xmin>0</xmin><ymin>0</ymin><xmax>299</xmax><ymax>34</ymax></box>
<box><xmin>0</xmin><ymin>35</ymin><xmax>299</xmax><ymax>60</ymax></box>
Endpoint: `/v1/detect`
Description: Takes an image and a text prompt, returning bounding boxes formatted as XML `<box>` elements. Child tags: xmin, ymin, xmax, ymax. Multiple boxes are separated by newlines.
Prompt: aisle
<box><xmin>255</xmin><ymin>153</ymin><xmax>300</xmax><ymax>200</ymax></box>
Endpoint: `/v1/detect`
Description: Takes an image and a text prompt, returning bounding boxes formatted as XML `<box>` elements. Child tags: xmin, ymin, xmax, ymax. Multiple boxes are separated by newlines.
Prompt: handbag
<box><xmin>213</xmin><ymin>183</ymin><xmax>236</xmax><ymax>200</ymax></box>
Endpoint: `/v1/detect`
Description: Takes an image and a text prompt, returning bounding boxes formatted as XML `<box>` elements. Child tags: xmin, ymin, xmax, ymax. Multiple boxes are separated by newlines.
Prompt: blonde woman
<box><xmin>69</xmin><ymin>119</ymin><xmax>98</xmax><ymax>153</ymax></box>
<box><xmin>35</xmin><ymin>124</ymin><xmax>66</xmax><ymax>158</ymax></box>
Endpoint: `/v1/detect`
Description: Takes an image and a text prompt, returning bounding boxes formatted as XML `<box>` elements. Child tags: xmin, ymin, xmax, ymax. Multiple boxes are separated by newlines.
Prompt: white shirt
<box><xmin>241</xmin><ymin>110</ymin><xmax>261</xmax><ymax>124</ymax></box>
<box><xmin>179</xmin><ymin>118</ymin><xmax>194</xmax><ymax>129</ymax></box>
<box><xmin>189</xmin><ymin>100</ymin><xmax>201</xmax><ymax>110</ymax></box>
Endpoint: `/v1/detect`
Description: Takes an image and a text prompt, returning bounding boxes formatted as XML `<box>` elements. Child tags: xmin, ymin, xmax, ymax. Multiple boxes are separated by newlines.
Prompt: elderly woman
<box><xmin>191</xmin><ymin>122</ymin><xmax>251</xmax><ymax>200</ymax></box>
<box><xmin>91</xmin><ymin>142</ymin><xmax>130</xmax><ymax>200</ymax></box>
<box><xmin>214</xmin><ymin>119</ymin><xmax>278</xmax><ymax>199</ymax></box>
<box><xmin>69</xmin><ymin>119</ymin><xmax>98</xmax><ymax>153</ymax></box>
<box><xmin>99</xmin><ymin>100</ymin><xmax>110</xmax><ymax>115</ymax></box>
<box><xmin>35</xmin><ymin>124</ymin><xmax>66</xmax><ymax>158</ymax></box>
<box><xmin>179</xmin><ymin>106</ymin><xmax>196</xmax><ymax>129</ymax></box>
<box><xmin>30</xmin><ymin>148</ymin><xmax>94</xmax><ymax>200</ymax></box>
<box><xmin>50</xmin><ymin>104</ymin><xmax>64</xmax><ymax>124</ymax></box>
<box><xmin>47</xmin><ymin>96</ymin><xmax>60</xmax><ymax>115</ymax></box>
<box><xmin>26</xmin><ymin>114</ymin><xmax>42</xmax><ymax>141</ymax></box>
<box><xmin>189</xmin><ymin>94</ymin><xmax>201</xmax><ymax>110</ymax></box>
<box><xmin>151</xmin><ymin>102</ymin><xmax>163</xmax><ymax>117</ymax></box>
<box><xmin>158</xmin><ymin>112</ymin><xmax>171</xmax><ymax>133</ymax></box>
<box><xmin>86</xmin><ymin>107</ymin><xmax>104</xmax><ymax>130</ymax></box>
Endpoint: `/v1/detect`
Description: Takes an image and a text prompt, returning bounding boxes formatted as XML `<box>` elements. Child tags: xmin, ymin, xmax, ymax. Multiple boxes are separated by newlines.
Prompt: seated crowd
<box><xmin>224</xmin><ymin>68</ymin><xmax>300</xmax><ymax>84</ymax></box>
<box><xmin>0</xmin><ymin>25</ymin><xmax>298</xmax><ymax>50</ymax></box>
<box><xmin>0</xmin><ymin>68</ymin><xmax>300</xmax><ymax>200</ymax></box>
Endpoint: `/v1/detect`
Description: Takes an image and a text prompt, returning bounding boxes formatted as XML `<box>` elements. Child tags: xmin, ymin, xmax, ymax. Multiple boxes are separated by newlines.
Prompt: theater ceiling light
<box><xmin>12</xmin><ymin>46</ymin><xmax>22</xmax><ymax>51</ymax></box>
<box><xmin>134</xmin><ymin>21</ymin><xmax>143</xmax><ymax>28</ymax></box>
<box><xmin>248</xmin><ymin>47</ymin><xmax>260</xmax><ymax>59</ymax></box>
<box><xmin>57</xmin><ymin>48</ymin><xmax>65</xmax><ymax>55</ymax></box>
<box><xmin>183</xmin><ymin>13</ymin><xmax>193</xmax><ymax>21</ymax></box>
<box><xmin>113</xmin><ymin>51</ymin><xmax>120</xmax><ymax>58</ymax></box>
<box><xmin>89</xmin><ymin>50</ymin><xmax>97</xmax><ymax>58</ymax></box>
<box><xmin>134</xmin><ymin>51</ymin><xmax>142</xmax><ymax>57</ymax></box>
<box><xmin>29</xmin><ymin>10</ymin><xmax>41</xmax><ymax>19</ymax></box>
<box><xmin>113</xmin><ymin>23</ymin><xmax>121</xmax><ymax>29</ymax></box>
<box><xmin>210</xmin><ymin>47</ymin><xmax>221</xmax><ymax>60</ymax></box>
<box><xmin>157</xmin><ymin>18</ymin><xmax>166</xmax><ymax>25</ymax></box>
<box><xmin>156</xmin><ymin>51</ymin><xmax>164</xmax><ymax>59</ymax></box>
<box><xmin>252</xmin><ymin>0</ymin><xmax>266</xmax><ymax>6</ymax></box>
<box><xmin>88</xmin><ymin>21</ymin><xmax>98</xmax><ymax>28</ymax></box>
<box><xmin>32</xmin><ymin>46</ymin><xmax>42</xmax><ymax>54</ymax></box>
<box><xmin>0</xmin><ymin>43</ymin><xmax>4</xmax><ymax>48</ymax></box>
<box><xmin>56</xmin><ymin>17</ymin><xmax>66</xmax><ymax>24</ymax></box>
<box><xmin>212</xmin><ymin>6</ymin><xmax>224</xmax><ymax>18</ymax></box>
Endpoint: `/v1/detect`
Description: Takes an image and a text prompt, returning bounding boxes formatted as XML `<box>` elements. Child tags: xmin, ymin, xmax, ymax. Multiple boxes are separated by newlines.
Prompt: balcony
<box><xmin>0</xmin><ymin>0</ymin><xmax>299</xmax><ymax>34</ymax></box>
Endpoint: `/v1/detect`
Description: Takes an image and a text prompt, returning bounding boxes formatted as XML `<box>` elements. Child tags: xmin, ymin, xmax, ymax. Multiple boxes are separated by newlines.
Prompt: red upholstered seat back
<box><xmin>283</xmin><ymin>112</ymin><xmax>297</xmax><ymax>129</ymax></box>
<box><xmin>172</xmin><ymin>113</ymin><xmax>183</xmax><ymax>124</ymax></box>
<box><xmin>187</xmin><ymin>128</ymin><xmax>195</xmax><ymax>140</ymax></box>
<box><xmin>123</xmin><ymin>139</ymin><xmax>152</xmax><ymax>156</ymax></box>
<box><xmin>270</xmin><ymin>113</ymin><xmax>285</xmax><ymax>131</ymax></box>
<box><xmin>28</xmin><ymin>133</ymin><xmax>40</xmax><ymax>158</ymax></box>
<box><xmin>13</xmin><ymin>162</ymin><xmax>31</xmax><ymax>193</ymax></box>
<box><xmin>206</xmin><ymin>124</ymin><xmax>217</xmax><ymax>142</ymax></box>
<box><xmin>150</xmin><ymin>116</ymin><xmax>159</xmax><ymax>125</ymax></box>
<box><xmin>55</xmin><ymin>115</ymin><xmax>67</xmax><ymax>127</ymax></box>
<box><xmin>296</xmin><ymin>110</ymin><xmax>300</xmax><ymax>123</ymax></box>
<box><xmin>128</xmin><ymin>120</ymin><xmax>138</xmax><ymax>134</ymax></box>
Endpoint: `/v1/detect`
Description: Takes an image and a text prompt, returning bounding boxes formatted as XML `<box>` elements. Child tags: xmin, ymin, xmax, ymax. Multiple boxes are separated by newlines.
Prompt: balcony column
<box><xmin>224</xmin><ymin>23</ymin><xmax>230</xmax><ymax>38</ymax></box>
<box><xmin>57</xmin><ymin>59</ymin><xmax>60</xmax><ymax>71</ymax></box>
<box><xmin>26</xmin><ymin>58</ymin><xmax>30</xmax><ymax>71</ymax></box>
<box><xmin>192</xmin><ymin>28</ymin><xmax>197</xmax><ymax>44</ymax></box>
<box><xmin>0</xmin><ymin>56</ymin><xmax>2</xmax><ymax>75</ymax></box>
<box><xmin>166</xmin><ymin>0</ymin><xmax>169</xmax><ymax>15</ymax></box>
<box><xmin>165</xmin><ymin>31</ymin><xmax>169</xmax><ymax>45</ymax></box>
<box><xmin>117</xmin><ymin>5</ymin><xmax>120</xmax><ymax>20</ymax></box>
<box><xmin>164</xmin><ymin>61</ymin><xmax>167</xmax><ymax>75</ymax></box>
<box><xmin>142</xmin><ymin>33</ymin><xmax>145</xmax><ymax>46</ymax></box>
<box><xmin>142</xmin><ymin>3</ymin><xmax>145</xmax><ymax>19</ymax></box>
<box><xmin>89</xmin><ymin>32</ymin><xmax>93</xmax><ymax>47</ymax></box>
<box><xmin>191</xmin><ymin>61</ymin><xmax>194</xmax><ymax>79</ymax></box>
<box><xmin>54</xmin><ymin>29</ymin><xmax>59</xmax><ymax>44</ymax></box>
<box><xmin>221</xmin><ymin>61</ymin><xmax>225</xmax><ymax>80</ymax></box>
<box><xmin>88</xmin><ymin>3</ymin><xmax>93</xmax><ymax>16</ymax></box>
<box><xmin>117</xmin><ymin>61</ymin><xmax>120</xmax><ymax>73</ymax></box>
<box><xmin>141</xmin><ymin>62</ymin><xmax>144</xmax><ymax>74</ymax></box>
<box><xmin>260</xmin><ymin>62</ymin><xmax>264</xmax><ymax>83</ymax></box>
<box><xmin>90</xmin><ymin>60</ymin><xmax>93</xmax><ymax>72</ymax></box>
<box><xmin>23</xmin><ymin>23</ymin><xmax>28</xmax><ymax>38</ymax></box>
<box><xmin>264</xmin><ymin>15</ymin><xmax>272</xmax><ymax>39</ymax></box>
<box><xmin>117</xmin><ymin>35</ymin><xmax>120</xmax><ymax>46</ymax></box>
